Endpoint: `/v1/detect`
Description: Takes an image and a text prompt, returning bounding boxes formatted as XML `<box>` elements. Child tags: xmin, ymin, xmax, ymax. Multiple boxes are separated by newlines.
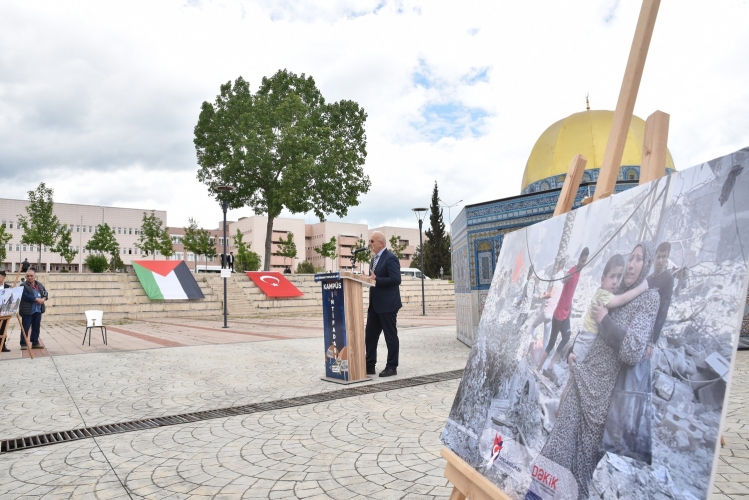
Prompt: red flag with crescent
<box><xmin>246</xmin><ymin>272</ymin><xmax>304</xmax><ymax>297</ymax></box>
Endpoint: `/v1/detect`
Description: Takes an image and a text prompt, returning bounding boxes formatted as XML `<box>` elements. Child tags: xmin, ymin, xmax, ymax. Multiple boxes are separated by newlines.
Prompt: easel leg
<box><xmin>0</xmin><ymin>318</ymin><xmax>8</xmax><ymax>354</ymax></box>
<box><xmin>16</xmin><ymin>315</ymin><xmax>33</xmax><ymax>360</ymax></box>
<box><xmin>449</xmin><ymin>486</ymin><xmax>467</xmax><ymax>500</ymax></box>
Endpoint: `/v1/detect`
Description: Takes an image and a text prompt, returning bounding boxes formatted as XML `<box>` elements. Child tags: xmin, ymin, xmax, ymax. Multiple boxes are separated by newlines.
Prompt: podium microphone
<box><xmin>352</xmin><ymin>247</ymin><xmax>368</xmax><ymax>254</ymax></box>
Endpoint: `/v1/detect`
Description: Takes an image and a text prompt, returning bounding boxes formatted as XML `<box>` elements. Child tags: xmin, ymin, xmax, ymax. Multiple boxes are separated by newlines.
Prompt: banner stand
<box><xmin>315</xmin><ymin>271</ymin><xmax>375</xmax><ymax>385</ymax></box>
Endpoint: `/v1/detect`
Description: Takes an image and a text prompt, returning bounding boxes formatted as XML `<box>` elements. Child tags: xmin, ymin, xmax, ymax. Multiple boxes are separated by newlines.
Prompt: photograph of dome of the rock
<box><xmin>441</xmin><ymin>147</ymin><xmax>749</xmax><ymax>500</ymax></box>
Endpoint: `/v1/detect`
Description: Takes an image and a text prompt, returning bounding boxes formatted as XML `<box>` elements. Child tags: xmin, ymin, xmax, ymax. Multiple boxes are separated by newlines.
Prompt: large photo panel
<box><xmin>442</xmin><ymin>147</ymin><xmax>749</xmax><ymax>499</ymax></box>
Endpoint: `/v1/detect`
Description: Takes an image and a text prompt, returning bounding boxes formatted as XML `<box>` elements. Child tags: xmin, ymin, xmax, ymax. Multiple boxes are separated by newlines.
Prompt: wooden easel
<box><xmin>0</xmin><ymin>267</ymin><xmax>35</xmax><ymax>359</ymax></box>
<box><xmin>442</xmin><ymin>0</ymin><xmax>669</xmax><ymax>497</ymax></box>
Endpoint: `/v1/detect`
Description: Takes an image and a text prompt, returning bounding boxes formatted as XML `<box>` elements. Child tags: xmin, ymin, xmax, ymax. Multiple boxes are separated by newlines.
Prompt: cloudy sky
<box><xmin>1</xmin><ymin>0</ymin><xmax>747</xmax><ymax>231</ymax></box>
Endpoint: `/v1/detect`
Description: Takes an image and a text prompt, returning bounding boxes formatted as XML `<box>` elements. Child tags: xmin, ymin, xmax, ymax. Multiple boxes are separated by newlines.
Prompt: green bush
<box><xmin>296</xmin><ymin>260</ymin><xmax>316</xmax><ymax>274</ymax></box>
<box><xmin>60</xmin><ymin>268</ymin><xmax>69</xmax><ymax>273</ymax></box>
<box><xmin>85</xmin><ymin>254</ymin><xmax>109</xmax><ymax>273</ymax></box>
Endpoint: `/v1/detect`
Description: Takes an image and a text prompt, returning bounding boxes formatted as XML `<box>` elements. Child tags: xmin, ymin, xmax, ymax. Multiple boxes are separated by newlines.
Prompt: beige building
<box><xmin>1</xmin><ymin>199</ymin><xmax>167</xmax><ymax>273</ymax></box>
<box><xmin>229</xmin><ymin>216</ymin><xmax>306</xmax><ymax>271</ymax></box>
<box><xmin>305</xmin><ymin>221</ymin><xmax>369</xmax><ymax>272</ymax></box>
<box><xmin>1</xmin><ymin>198</ymin><xmax>422</xmax><ymax>274</ymax></box>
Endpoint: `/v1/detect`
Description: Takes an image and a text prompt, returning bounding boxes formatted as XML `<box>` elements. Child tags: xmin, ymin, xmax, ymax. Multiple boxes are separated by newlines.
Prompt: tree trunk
<box><xmin>264</xmin><ymin>216</ymin><xmax>275</xmax><ymax>271</ymax></box>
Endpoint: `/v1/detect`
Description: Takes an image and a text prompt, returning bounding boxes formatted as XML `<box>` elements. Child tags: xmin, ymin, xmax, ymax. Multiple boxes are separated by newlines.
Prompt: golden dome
<box><xmin>521</xmin><ymin>110</ymin><xmax>676</xmax><ymax>192</ymax></box>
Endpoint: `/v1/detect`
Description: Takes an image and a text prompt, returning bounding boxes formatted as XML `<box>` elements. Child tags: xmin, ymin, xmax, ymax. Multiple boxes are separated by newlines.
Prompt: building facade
<box><xmin>1</xmin><ymin>200</ymin><xmax>420</xmax><ymax>274</ymax></box>
<box><xmin>1</xmin><ymin>200</ymin><xmax>167</xmax><ymax>273</ymax></box>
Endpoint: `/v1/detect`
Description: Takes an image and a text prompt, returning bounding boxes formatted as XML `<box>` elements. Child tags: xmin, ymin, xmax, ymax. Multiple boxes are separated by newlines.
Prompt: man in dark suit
<box><xmin>365</xmin><ymin>231</ymin><xmax>402</xmax><ymax>377</ymax></box>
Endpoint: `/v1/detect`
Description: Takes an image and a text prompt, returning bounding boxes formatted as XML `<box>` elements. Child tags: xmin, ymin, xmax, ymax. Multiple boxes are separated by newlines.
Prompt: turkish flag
<box><xmin>246</xmin><ymin>272</ymin><xmax>304</xmax><ymax>298</ymax></box>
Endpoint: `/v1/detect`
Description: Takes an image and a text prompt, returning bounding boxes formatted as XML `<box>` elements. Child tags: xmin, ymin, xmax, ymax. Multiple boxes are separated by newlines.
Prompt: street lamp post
<box><xmin>412</xmin><ymin>207</ymin><xmax>428</xmax><ymax>316</ymax></box>
<box><xmin>216</xmin><ymin>185</ymin><xmax>236</xmax><ymax>329</ymax></box>
<box><xmin>438</xmin><ymin>198</ymin><xmax>462</xmax><ymax>235</ymax></box>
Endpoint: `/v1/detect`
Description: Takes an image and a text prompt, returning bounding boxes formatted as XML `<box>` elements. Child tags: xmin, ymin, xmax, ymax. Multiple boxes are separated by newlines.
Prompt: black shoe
<box><xmin>1</xmin><ymin>345</ymin><xmax>9</xmax><ymax>352</ymax></box>
<box><xmin>31</xmin><ymin>343</ymin><xmax>44</xmax><ymax>350</ymax></box>
<box><xmin>20</xmin><ymin>345</ymin><xmax>27</xmax><ymax>351</ymax></box>
<box><xmin>366</xmin><ymin>367</ymin><xmax>376</xmax><ymax>375</ymax></box>
<box><xmin>379</xmin><ymin>367</ymin><xmax>397</xmax><ymax>377</ymax></box>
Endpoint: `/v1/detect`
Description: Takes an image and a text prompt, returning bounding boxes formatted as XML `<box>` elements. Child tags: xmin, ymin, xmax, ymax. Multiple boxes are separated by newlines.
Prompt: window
<box><xmin>22</xmin><ymin>245</ymin><xmax>27</xmax><ymax>252</ymax></box>
<box><xmin>9</xmin><ymin>222</ymin><xmax>13</xmax><ymax>229</ymax></box>
<box><xmin>89</xmin><ymin>226</ymin><xmax>92</xmax><ymax>232</ymax></box>
<box><xmin>82</xmin><ymin>226</ymin><xmax>86</xmax><ymax>233</ymax></box>
<box><xmin>76</xmin><ymin>225</ymin><xmax>79</xmax><ymax>232</ymax></box>
<box><xmin>7</xmin><ymin>244</ymin><xmax>11</xmax><ymax>251</ymax></box>
<box><xmin>118</xmin><ymin>227</ymin><xmax>121</xmax><ymax>234</ymax></box>
<box><xmin>129</xmin><ymin>228</ymin><xmax>132</xmax><ymax>234</ymax></box>
<box><xmin>16</xmin><ymin>245</ymin><xmax>19</xmax><ymax>251</ymax></box>
<box><xmin>128</xmin><ymin>248</ymin><xmax>132</xmax><ymax>255</ymax></box>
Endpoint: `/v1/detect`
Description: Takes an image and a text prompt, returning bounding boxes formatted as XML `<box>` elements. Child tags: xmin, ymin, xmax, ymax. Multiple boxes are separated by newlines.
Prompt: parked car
<box><xmin>400</xmin><ymin>268</ymin><xmax>430</xmax><ymax>280</ymax></box>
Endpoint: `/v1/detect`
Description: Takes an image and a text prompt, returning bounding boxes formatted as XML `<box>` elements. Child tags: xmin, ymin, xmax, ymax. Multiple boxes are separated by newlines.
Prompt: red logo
<box><xmin>532</xmin><ymin>465</ymin><xmax>559</xmax><ymax>491</ymax></box>
<box><xmin>485</xmin><ymin>433</ymin><xmax>504</xmax><ymax>468</ymax></box>
<box><xmin>493</xmin><ymin>434</ymin><xmax>504</xmax><ymax>455</ymax></box>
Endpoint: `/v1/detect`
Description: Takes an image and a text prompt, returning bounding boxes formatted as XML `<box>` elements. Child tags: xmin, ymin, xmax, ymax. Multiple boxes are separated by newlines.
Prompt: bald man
<box><xmin>365</xmin><ymin>231</ymin><xmax>402</xmax><ymax>377</ymax></box>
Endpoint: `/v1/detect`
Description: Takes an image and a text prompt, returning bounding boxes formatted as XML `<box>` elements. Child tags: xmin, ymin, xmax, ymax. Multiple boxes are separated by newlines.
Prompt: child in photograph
<box><xmin>568</xmin><ymin>253</ymin><xmax>649</xmax><ymax>372</ymax></box>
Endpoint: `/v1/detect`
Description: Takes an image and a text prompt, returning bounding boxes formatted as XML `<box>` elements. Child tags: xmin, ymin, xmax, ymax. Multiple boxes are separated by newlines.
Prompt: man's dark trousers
<box><xmin>365</xmin><ymin>309</ymin><xmax>399</xmax><ymax>370</ymax></box>
<box><xmin>20</xmin><ymin>313</ymin><xmax>41</xmax><ymax>346</ymax></box>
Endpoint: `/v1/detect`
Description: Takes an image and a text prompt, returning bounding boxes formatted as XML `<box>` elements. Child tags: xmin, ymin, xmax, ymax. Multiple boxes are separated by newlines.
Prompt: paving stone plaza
<box><xmin>0</xmin><ymin>315</ymin><xmax>747</xmax><ymax>498</ymax></box>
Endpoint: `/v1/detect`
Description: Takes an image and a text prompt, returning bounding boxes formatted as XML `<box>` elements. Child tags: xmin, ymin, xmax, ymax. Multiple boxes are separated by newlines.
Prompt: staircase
<box><xmin>33</xmin><ymin>272</ymin><xmax>222</xmax><ymax>322</ymax></box>
<box><xmin>21</xmin><ymin>272</ymin><xmax>455</xmax><ymax>322</ymax></box>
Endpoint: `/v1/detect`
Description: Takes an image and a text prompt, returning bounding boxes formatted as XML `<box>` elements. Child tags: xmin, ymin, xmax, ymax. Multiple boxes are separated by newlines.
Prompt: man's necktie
<box><xmin>371</xmin><ymin>254</ymin><xmax>380</xmax><ymax>272</ymax></box>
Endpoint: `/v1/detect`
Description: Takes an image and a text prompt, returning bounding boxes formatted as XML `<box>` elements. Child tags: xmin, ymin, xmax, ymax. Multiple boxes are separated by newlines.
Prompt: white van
<box><xmin>400</xmin><ymin>268</ymin><xmax>430</xmax><ymax>280</ymax></box>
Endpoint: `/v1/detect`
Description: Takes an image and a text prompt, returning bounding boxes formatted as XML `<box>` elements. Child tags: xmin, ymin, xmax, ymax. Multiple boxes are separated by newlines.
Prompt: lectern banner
<box><xmin>441</xmin><ymin>147</ymin><xmax>749</xmax><ymax>500</ymax></box>
<box><xmin>321</xmin><ymin>278</ymin><xmax>349</xmax><ymax>381</ymax></box>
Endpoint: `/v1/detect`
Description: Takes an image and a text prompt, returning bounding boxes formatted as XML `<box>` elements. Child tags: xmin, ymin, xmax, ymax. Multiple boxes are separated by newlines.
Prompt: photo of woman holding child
<box><xmin>538</xmin><ymin>242</ymin><xmax>659</xmax><ymax>498</ymax></box>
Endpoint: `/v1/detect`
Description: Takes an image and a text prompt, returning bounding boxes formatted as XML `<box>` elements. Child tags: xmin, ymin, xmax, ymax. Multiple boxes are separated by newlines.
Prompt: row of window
<box><xmin>2</xmin><ymin>221</ymin><xmax>144</xmax><ymax>235</ymax></box>
<box><xmin>170</xmin><ymin>235</ymin><xmax>225</xmax><ymax>246</ymax></box>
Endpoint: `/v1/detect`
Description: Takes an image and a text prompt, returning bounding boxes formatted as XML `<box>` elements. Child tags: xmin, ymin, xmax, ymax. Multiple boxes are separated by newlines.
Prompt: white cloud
<box><xmin>0</xmin><ymin>0</ymin><xmax>747</xmax><ymax>230</ymax></box>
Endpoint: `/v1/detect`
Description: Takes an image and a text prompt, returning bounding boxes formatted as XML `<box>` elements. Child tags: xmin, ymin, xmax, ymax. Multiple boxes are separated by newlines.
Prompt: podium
<box><xmin>314</xmin><ymin>271</ymin><xmax>375</xmax><ymax>384</ymax></box>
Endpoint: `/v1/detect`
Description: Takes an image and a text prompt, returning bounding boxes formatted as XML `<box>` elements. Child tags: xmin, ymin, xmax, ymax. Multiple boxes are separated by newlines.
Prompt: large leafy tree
<box><xmin>232</xmin><ymin>229</ymin><xmax>260</xmax><ymax>272</ymax></box>
<box><xmin>183</xmin><ymin>218</ymin><xmax>217</xmax><ymax>272</ymax></box>
<box><xmin>277</xmin><ymin>232</ymin><xmax>297</xmax><ymax>269</ymax></box>
<box><xmin>86</xmin><ymin>224</ymin><xmax>119</xmax><ymax>256</ymax></box>
<box><xmin>194</xmin><ymin>70</ymin><xmax>370</xmax><ymax>271</ymax></box>
<box><xmin>389</xmin><ymin>235</ymin><xmax>407</xmax><ymax>260</ymax></box>
<box><xmin>18</xmin><ymin>182</ymin><xmax>61</xmax><ymax>269</ymax></box>
<box><xmin>314</xmin><ymin>236</ymin><xmax>338</xmax><ymax>271</ymax></box>
<box><xmin>51</xmin><ymin>225</ymin><xmax>78</xmax><ymax>268</ymax></box>
<box><xmin>423</xmin><ymin>181</ymin><xmax>451</xmax><ymax>278</ymax></box>
<box><xmin>136</xmin><ymin>210</ymin><xmax>172</xmax><ymax>259</ymax></box>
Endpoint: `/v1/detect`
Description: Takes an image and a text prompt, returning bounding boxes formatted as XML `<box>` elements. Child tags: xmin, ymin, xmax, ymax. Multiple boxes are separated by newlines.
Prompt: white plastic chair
<box><xmin>83</xmin><ymin>310</ymin><xmax>107</xmax><ymax>346</ymax></box>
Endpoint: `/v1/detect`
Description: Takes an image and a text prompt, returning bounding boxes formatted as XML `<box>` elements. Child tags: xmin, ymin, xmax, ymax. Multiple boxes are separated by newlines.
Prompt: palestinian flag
<box><xmin>132</xmin><ymin>260</ymin><xmax>205</xmax><ymax>300</ymax></box>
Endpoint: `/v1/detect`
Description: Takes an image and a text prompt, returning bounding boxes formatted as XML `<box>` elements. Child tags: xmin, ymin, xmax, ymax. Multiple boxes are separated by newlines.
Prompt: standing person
<box><xmin>19</xmin><ymin>269</ymin><xmax>48</xmax><ymax>350</ymax></box>
<box><xmin>526</xmin><ymin>261</ymin><xmax>566</xmax><ymax>353</ymax></box>
<box><xmin>228</xmin><ymin>252</ymin><xmax>235</xmax><ymax>272</ymax></box>
<box><xmin>0</xmin><ymin>271</ymin><xmax>10</xmax><ymax>352</ymax></box>
<box><xmin>21</xmin><ymin>259</ymin><xmax>30</xmax><ymax>273</ymax></box>
<box><xmin>537</xmin><ymin>248</ymin><xmax>589</xmax><ymax>372</ymax></box>
<box><xmin>364</xmin><ymin>231</ymin><xmax>402</xmax><ymax>377</ymax></box>
<box><xmin>647</xmin><ymin>242</ymin><xmax>674</xmax><ymax>355</ymax></box>
<box><xmin>537</xmin><ymin>242</ymin><xmax>659</xmax><ymax>498</ymax></box>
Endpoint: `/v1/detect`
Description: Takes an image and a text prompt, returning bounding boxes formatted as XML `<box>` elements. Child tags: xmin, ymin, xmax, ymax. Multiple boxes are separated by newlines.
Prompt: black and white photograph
<box><xmin>442</xmin><ymin>147</ymin><xmax>749</xmax><ymax>500</ymax></box>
